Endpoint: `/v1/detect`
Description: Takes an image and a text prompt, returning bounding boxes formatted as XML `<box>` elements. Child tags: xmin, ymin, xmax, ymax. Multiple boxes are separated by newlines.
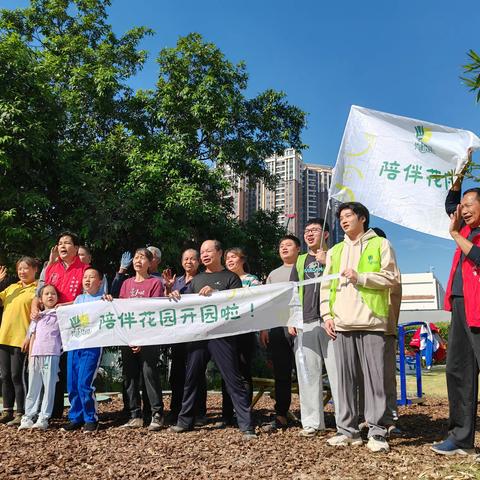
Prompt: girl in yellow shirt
<box><xmin>0</xmin><ymin>257</ymin><xmax>38</xmax><ymax>426</ymax></box>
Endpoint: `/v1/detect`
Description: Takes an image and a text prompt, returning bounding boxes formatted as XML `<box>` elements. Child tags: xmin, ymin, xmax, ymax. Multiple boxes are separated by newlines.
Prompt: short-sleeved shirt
<box><xmin>0</xmin><ymin>280</ymin><xmax>37</xmax><ymax>348</ymax></box>
<box><xmin>241</xmin><ymin>273</ymin><xmax>261</xmax><ymax>287</ymax></box>
<box><xmin>74</xmin><ymin>291</ymin><xmax>104</xmax><ymax>304</ymax></box>
<box><xmin>290</xmin><ymin>254</ymin><xmax>325</xmax><ymax>323</ymax></box>
<box><xmin>30</xmin><ymin>310</ymin><xmax>62</xmax><ymax>356</ymax></box>
<box><xmin>190</xmin><ymin>270</ymin><xmax>242</xmax><ymax>293</ymax></box>
<box><xmin>266</xmin><ymin>265</ymin><xmax>293</xmax><ymax>284</ymax></box>
<box><xmin>172</xmin><ymin>274</ymin><xmax>194</xmax><ymax>294</ymax></box>
<box><xmin>119</xmin><ymin>276</ymin><xmax>163</xmax><ymax>299</ymax></box>
<box><xmin>266</xmin><ymin>264</ymin><xmax>294</xmax><ymax>339</ymax></box>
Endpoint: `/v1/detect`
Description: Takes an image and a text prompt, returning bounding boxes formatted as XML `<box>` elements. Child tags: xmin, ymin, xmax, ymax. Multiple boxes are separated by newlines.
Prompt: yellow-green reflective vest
<box><xmin>295</xmin><ymin>253</ymin><xmax>308</xmax><ymax>305</ymax></box>
<box><xmin>328</xmin><ymin>236</ymin><xmax>389</xmax><ymax>318</ymax></box>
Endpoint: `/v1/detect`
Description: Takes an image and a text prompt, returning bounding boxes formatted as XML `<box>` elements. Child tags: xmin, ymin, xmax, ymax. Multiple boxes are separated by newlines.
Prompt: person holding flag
<box><xmin>289</xmin><ymin>218</ymin><xmax>339</xmax><ymax>437</ymax></box>
<box><xmin>432</xmin><ymin>151</ymin><xmax>480</xmax><ymax>456</ymax></box>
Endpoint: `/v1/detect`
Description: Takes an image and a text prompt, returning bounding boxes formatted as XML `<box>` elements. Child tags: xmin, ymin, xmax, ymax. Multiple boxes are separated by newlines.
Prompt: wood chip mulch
<box><xmin>1</xmin><ymin>394</ymin><xmax>479</xmax><ymax>479</ymax></box>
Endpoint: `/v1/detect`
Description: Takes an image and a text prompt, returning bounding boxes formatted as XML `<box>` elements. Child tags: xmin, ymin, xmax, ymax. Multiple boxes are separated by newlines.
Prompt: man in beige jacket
<box><xmin>321</xmin><ymin>202</ymin><xmax>401</xmax><ymax>453</ymax></box>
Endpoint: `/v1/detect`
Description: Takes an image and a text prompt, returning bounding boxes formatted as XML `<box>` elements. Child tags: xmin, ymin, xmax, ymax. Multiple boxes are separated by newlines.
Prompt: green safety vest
<box><xmin>295</xmin><ymin>253</ymin><xmax>308</xmax><ymax>306</ymax></box>
<box><xmin>328</xmin><ymin>236</ymin><xmax>389</xmax><ymax>319</ymax></box>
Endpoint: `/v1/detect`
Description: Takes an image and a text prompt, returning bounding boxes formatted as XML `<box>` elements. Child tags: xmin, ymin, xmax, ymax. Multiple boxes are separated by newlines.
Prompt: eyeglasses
<box><xmin>304</xmin><ymin>228</ymin><xmax>323</xmax><ymax>234</ymax></box>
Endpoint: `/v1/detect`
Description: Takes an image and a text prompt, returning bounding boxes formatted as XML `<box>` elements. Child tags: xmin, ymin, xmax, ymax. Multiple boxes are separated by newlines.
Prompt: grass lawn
<box><xmin>406</xmin><ymin>364</ymin><xmax>480</xmax><ymax>402</ymax></box>
<box><xmin>404</xmin><ymin>364</ymin><xmax>448</xmax><ymax>399</ymax></box>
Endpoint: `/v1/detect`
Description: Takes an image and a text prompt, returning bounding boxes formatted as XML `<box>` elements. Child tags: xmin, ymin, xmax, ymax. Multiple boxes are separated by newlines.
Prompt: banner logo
<box><xmin>70</xmin><ymin>313</ymin><xmax>92</xmax><ymax>338</ymax></box>
<box><xmin>414</xmin><ymin>126</ymin><xmax>434</xmax><ymax>154</ymax></box>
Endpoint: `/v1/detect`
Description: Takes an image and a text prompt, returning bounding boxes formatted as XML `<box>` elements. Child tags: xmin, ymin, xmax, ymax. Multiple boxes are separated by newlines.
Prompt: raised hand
<box><xmin>162</xmin><ymin>268</ymin><xmax>176</xmax><ymax>293</ymax></box>
<box><xmin>0</xmin><ymin>265</ymin><xmax>7</xmax><ymax>283</ymax></box>
<box><xmin>48</xmin><ymin>245</ymin><xmax>59</xmax><ymax>265</ymax></box>
<box><xmin>119</xmin><ymin>251</ymin><xmax>132</xmax><ymax>272</ymax></box>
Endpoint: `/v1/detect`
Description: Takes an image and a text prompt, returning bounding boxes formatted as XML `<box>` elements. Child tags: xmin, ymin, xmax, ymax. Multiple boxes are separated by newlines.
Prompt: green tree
<box><xmin>463</xmin><ymin>49</ymin><xmax>480</xmax><ymax>103</ymax></box>
<box><xmin>0</xmin><ymin>1</ymin><xmax>306</xmax><ymax>279</ymax></box>
<box><xmin>0</xmin><ymin>0</ymin><xmax>152</xmax><ymax>267</ymax></box>
<box><xmin>457</xmin><ymin>49</ymin><xmax>480</xmax><ymax>181</ymax></box>
<box><xmin>118</xmin><ymin>32</ymin><xmax>306</xmax><ymax>271</ymax></box>
<box><xmin>230</xmin><ymin>210</ymin><xmax>288</xmax><ymax>280</ymax></box>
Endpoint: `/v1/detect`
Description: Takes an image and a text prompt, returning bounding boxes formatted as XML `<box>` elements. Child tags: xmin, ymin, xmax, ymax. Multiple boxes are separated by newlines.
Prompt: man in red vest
<box><xmin>432</xmin><ymin>162</ymin><xmax>480</xmax><ymax>456</ymax></box>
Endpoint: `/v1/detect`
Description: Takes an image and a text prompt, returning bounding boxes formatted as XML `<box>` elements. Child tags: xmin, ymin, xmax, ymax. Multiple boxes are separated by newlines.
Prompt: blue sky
<box><xmin>4</xmin><ymin>0</ymin><xmax>480</xmax><ymax>285</ymax></box>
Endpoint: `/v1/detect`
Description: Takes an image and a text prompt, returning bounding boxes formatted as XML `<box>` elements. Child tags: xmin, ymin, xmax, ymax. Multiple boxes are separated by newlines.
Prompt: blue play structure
<box><xmin>397</xmin><ymin>321</ymin><xmax>426</xmax><ymax>406</ymax></box>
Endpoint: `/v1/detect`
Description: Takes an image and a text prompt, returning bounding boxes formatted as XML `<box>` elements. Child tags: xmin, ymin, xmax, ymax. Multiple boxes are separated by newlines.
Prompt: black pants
<box><xmin>269</xmin><ymin>327</ymin><xmax>294</xmax><ymax>417</ymax></box>
<box><xmin>221</xmin><ymin>333</ymin><xmax>255</xmax><ymax>420</ymax></box>
<box><xmin>0</xmin><ymin>345</ymin><xmax>26</xmax><ymax>413</ymax></box>
<box><xmin>177</xmin><ymin>337</ymin><xmax>252</xmax><ymax>431</ymax></box>
<box><xmin>169</xmin><ymin>343</ymin><xmax>207</xmax><ymax>417</ymax></box>
<box><xmin>121</xmin><ymin>345</ymin><xmax>164</xmax><ymax>418</ymax></box>
<box><xmin>446</xmin><ymin>296</ymin><xmax>480</xmax><ymax>448</ymax></box>
<box><xmin>121</xmin><ymin>373</ymin><xmax>151</xmax><ymax>417</ymax></box>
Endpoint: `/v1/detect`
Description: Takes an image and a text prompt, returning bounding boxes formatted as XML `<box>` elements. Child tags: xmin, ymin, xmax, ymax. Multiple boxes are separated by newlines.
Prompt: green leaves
<box><xmin>0</xmin><ymin>2</ymin><xmax>304</xmax><ymax>279</ymax></box>
<box><xmin>462</xmin><ymin>49</ymin><xmax>480</xmax><ymax>103</ymax></box>
<box><xmin>153</xmin><ymin>33</ymin><xmax>306</xmax><ymax>185</ymax></box>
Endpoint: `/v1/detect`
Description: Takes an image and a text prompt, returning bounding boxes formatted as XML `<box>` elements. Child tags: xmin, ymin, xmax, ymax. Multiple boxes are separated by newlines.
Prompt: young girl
<box><xmin>0</xmin><ymin>257</ymin><xmax>38</xmax><ymax>426</ymax></box>
<box><xmin>19</xmin><ymin>284</ymin><xmax>62</xmax><ymax>430</ymax></box>
<box><xmin>118</xmin><ymin>248</ymin><xmax>165</xmax><ymax>431</ymax></box>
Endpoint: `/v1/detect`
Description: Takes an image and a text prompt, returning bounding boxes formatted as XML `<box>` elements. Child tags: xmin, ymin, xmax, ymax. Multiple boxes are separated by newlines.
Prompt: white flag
<box><xmin>329</xmin><ymin>105</ymin><xmax>480</xmax><ymax>239</ymax></box>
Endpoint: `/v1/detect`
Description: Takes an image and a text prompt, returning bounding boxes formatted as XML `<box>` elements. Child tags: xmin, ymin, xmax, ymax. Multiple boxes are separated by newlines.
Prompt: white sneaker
<box><xmin>118</xmin><ymin>417</ymin><xmax>143</xmax><ymax>429</ymax></box>
<box><xmin>32</xmin><ymin>418</ymin><xmax>49</xmax><ymax>431</ymax></box>
<box><xmin>327</xmin><ymin>433</ymin><xmax>363</xmax><ymax>447</ymax></box>
<box><xmin>18</xmin><ymin>417</ymin><xmax>35</xmax><ymax>430</ymax></box>
<box><xmin>298</xmin><ymin>427</ymin><xmax>318</xmax><ymax>437</ymax></box>
<box><xmin>367</xmin><ymin>435</ymin><xmax>390</xmax><ymax>453</ymax></box>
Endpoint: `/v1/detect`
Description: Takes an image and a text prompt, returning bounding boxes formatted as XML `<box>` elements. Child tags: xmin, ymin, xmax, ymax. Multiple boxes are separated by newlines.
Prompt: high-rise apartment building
<box><xmin>223</xmin><ymin>170</ymin><xmax>261</xmax><ymax>221</ymax></box>
<box><xmin>225</xmin><ymin>149</ymin><xmax>333</xmax><ymax>239</ymax></box>
<box><xmin>302</xmin><ymin>163</ymin><xmax>335</xmax><ymax>238</ymax></box>
<box><xmin>260</xmin><ymin>149</ymin><xmax>304</xmax><ymax>236</ymax></box>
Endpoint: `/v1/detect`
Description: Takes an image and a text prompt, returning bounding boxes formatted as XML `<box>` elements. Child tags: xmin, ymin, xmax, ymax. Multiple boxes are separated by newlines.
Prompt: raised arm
<box><xmin>446</xmin><ymin>149</ymin><xmax>473</xmax><ymax>215</ymax></box>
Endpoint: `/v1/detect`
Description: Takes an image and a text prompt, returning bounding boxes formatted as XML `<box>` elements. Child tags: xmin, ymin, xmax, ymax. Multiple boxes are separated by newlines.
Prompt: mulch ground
<box><xmin>1</xmin><ymin>394</ymin><xmax>479</xmax><ymax>480</ymax></box>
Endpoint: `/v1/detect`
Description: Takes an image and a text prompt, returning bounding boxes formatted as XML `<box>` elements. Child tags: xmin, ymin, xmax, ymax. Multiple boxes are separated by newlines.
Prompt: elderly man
<box><xmin>432</xmin><ymin>169</ymin><xmax>480</xmax><ymax>455</ymax></box>
<box><xmin>170</xmin><ymin>240</ymin><xmax>256</xmax><ymax>439</ymax></box>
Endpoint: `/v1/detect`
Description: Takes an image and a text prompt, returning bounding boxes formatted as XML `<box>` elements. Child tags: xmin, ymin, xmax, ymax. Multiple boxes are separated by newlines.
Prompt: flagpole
<box><xmin>319</xmin><ymin>197</ymin><xmax>331</xmax><ymax>252</ymax></box>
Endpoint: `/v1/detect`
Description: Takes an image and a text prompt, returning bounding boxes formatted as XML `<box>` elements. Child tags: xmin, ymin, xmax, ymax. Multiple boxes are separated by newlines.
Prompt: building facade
<box><xmin>302</xmin><ymin>163</ymin><xmax>335</xmax><ymax>243</ymax></box>
<box><xmin>226</xmin><ymin>149</ymin><xmax>333</xmax><ymax>239</ymax></box>
<box><xmin>260</xmin><ymin>149</ymin><xmax>304</xmax><ymax>236</ymax></box>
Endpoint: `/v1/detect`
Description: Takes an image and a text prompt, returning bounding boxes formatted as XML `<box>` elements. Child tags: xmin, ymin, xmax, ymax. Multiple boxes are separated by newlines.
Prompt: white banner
<box><xmin>330</xmin><ymin>105</ymin><xmax>480</xmax><ymax>239</ymax></box>
<box><xmin>57</xmin><ymin>279</ymin><xmax>339</xmax><ymax>351</ymax></box>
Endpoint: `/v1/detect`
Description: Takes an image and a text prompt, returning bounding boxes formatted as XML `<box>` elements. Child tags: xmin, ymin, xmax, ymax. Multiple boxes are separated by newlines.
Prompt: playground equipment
<box><xmin>397</xmin><ymin>321</ymin><xmax>427</xmax><ymax>406</ymax></box>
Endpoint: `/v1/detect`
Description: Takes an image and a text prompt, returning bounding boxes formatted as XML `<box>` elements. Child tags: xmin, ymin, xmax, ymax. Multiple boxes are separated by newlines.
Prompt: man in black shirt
<box><xmin>170</xmin><ymin>240</ymin><xmax>256</xmax><ymax>439</ymax></box>
<box><xmin>289</xmin><ymin>218</ymin><xmax>338</xmax><ymax>437</ymax></box>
